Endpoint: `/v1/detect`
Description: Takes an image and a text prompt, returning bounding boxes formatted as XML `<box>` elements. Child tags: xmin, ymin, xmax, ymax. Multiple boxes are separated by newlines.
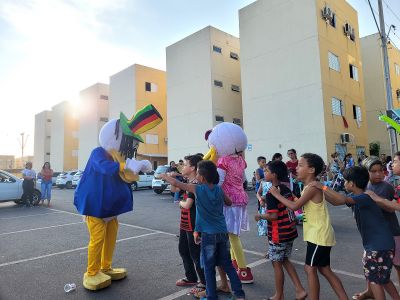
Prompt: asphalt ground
<box><xmin>0</xmin><ymin>187</ymin><xmax>396</xmax><ymax>299</ymax></box>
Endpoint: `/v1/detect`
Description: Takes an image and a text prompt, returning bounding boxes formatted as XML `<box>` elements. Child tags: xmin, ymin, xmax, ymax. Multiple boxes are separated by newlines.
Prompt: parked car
<box><xmin>56</xmin><ymin>171</ymin><xmax>78</xmax><ymax>189</ymax></box>
<box><xmin>152</xmin><ymin>165</ymin><xmax>171</xmax><ymax>194</ymax></box>
<box><xmin>131</xmin><ymin>171</ymin><xmax>154</xmax><ymax>191</ymax></box>
<box><xmin>36</xmin><ymin>171</ymin><xmax>61</xmax><ymax>186</ymax></box>
<box><xmin>0</xmin><ymin>169</ymin><xmax>41</xmax><ymax>205</ymax></box>
<box><xmin>72</xmin><ymin>171</ymin><xmax>83</xmax><ymax>188</ymax></box>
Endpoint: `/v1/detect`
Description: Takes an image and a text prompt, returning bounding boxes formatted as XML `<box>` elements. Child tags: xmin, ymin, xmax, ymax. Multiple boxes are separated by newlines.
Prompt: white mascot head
<box><xmin>204</xmin><ymin>122</ymin><xmax>247</xmax><ymax>162</ymax></box>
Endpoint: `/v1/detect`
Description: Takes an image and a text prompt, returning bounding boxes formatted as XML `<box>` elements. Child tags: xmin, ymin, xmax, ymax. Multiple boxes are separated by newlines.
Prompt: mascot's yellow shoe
<box><xmin>83</xmin><ymin>271</ymin><xmax>112</xmax><ymax>291</ymax></box>
<box><xmin>101</xmin><ymin>268</ymin><xmax>127</xmax><ymax>281</ymax></box>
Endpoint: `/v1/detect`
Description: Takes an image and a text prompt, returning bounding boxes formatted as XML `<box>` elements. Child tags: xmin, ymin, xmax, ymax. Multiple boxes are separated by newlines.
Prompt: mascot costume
<box><xmin>74</xmin><ymin>104</ymin><xmax>162</xmax><ymax>291</ymax></box>
<box><xmin>203</xmin><ymin>122</ymin><xmax>254</xmax><ymax>283</ymax></box>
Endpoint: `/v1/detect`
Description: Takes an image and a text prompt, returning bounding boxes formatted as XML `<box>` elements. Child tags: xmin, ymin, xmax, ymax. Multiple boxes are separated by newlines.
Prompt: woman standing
<box><xmin>39</xmin><ymin>162</ymin><xmax>53</xmax><ymax>206</ymax></box>
<box><xmin>22</xmin><ymin>162</ymin><xmax>36</xmax><ymax>207</ymax></box>
<box><xmin>286</xmin><ymin>149</ymin><xmax>298</xmax><ymax>178</ymax></box>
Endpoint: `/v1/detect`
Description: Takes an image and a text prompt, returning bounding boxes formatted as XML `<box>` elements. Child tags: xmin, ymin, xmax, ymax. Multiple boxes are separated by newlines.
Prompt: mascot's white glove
<box><xmin>125</xmin><ymin>158</ymin><xmax>152</xmax><ymax>174</ymax></box>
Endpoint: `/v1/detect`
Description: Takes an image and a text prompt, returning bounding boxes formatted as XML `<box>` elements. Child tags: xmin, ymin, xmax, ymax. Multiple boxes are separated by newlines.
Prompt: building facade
<box><xmin>109</xmin><ymin>64</ymin><xmax>168</xmax><ymax>169</ymax></box>
<box><xmin>361</xmin><ymin>33</ymin><xmax>400</xmax><ymax>156</ymax></box>
<box><xmin>166</xmin><ymin>26</ymin><xmax>242</xmax><ymax>162</ymax></box>
<box><xmin>33</xmin><ymin>110</ymin><xmax>52</xmax><ymax>171</ymax></box>
<box><xmin>239</xmin><ymin>0</ymin><xmax>368</xmax><ymax>177</ymax></box>
<box><xmin>50</xmin><ymin>101</ymin><xmax>79</xmax><ymax>172</ymax></box>
<box><xmin>78</xmin><ymin>83</ymin><xmax>109</xmax><ymax>170</ymax></box>
<box><xmin>0</xmin><ymin>155</ymin><xmax>15</xmax><ymax>170</ymax></box>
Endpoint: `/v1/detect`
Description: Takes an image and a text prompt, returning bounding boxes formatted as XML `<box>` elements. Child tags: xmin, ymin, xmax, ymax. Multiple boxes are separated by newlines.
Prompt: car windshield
<box><xmin>155</xmin><ymin>166</ymin><xmax>169</xmax><ymax>174</ymax></box>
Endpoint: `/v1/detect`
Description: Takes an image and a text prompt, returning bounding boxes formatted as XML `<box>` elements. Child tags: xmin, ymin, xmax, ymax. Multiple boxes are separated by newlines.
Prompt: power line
<box><xmin>367</xmin><ymin>0</ymin><xmax>381</xmax><ymax>35</ymax></box>
<box><xmin>383</xmin><ymin>0</ymin><xmax>400</xmax><ymax>24</ymax></box>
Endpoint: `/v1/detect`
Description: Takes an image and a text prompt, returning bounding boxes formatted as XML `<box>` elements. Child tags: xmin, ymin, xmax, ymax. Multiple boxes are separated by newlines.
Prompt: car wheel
<box><xmin>66</xmin><ymin>181</ymin><xmax>72</xmax><ymax>189</ymax></box>
<box><xmin>58</xmin><ymin>185</ymin><xmax>64</xmax><ymax>189</ymax></box>
<box><xmin>132</xmin><ymin>182</ymin><xmax>138</xmax><ymax>191</ymax></box>
<box><xmin>14</xmin><ymin>199</ymin><xmax>24</xmax><ymax>205</ymax></box>
<box><xmin>154</xmin><ymin>189</ymin><xmax>163</xmax><ymax>194</ymax></box>
<box><xmin>32</xmin><ymin>190</ymin><xmax>41</xmax><ymax>206</ymax></box>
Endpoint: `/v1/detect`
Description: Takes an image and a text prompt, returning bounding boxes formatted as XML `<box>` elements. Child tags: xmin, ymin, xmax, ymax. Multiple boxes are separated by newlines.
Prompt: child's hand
<box><xmin>365</xmin><ymin>190</ymin><xmax>383</xmax><ymax>202</ymax></box>
<box><xmin>269</xmin><ymin>186</ymin><xmax>280</xmax><ymax>197</ymax></box>
<box><xmin>193</xmin><ymin>232</ymin><xmax>201</xmax><ymax>244</ymax></box>
<box><xmin>308</xmin><ymin>181</ymin><xmax>324</xmax><ymax>190</ymax></box>
<box><xmin>259</xmin><ymin>200</ymin><xmax>265</xmax><ymax>207</ymax></box>
<box><xmin>254</xmin><ymin>214</ymin><xmax>262</xmax><ymax>221</ymax></box>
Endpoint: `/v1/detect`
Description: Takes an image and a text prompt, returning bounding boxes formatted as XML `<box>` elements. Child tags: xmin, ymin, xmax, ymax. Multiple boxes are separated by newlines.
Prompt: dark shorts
<box><xmin>305</xmin><ymin>242</ymin><xmax>331</xmax><ymax>267</ymax></box>
<box><xmin>362</xmin><ymin>250</ymin><xmax>394</xmax><ymax>284</ymax></box>
<box><xmin>268</xmin><ymin>241</ymin><xmax>293</xmax><ymax>262</ymax></box>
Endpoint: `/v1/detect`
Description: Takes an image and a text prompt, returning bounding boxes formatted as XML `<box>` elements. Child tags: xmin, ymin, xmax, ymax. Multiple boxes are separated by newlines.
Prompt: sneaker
<box><xmin>176</xmin><ymin>278</ymin><xmax>197</xmax><ymax>286</ymax></box>
<box><xmin>237</xmin><ymin>267</ymin><xmax>254</xmax><ymax>284</ymax></box>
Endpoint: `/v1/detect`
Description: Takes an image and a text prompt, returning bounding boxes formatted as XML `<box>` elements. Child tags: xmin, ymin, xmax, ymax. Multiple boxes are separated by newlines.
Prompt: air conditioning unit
<box><xmin>340</xmin><ymin>133</ymin><xmax>351</xmax><ymax>144</ymax></box>
<box><xmin>396</xmin><ymin>89</ymin><xmax>400</xmax><ymax>100</ymax></box>
<box><xmin>344</xmin><ymin>23</ymin><xmax>354</xmax><ymax>37</ymax></box>
<box><xmin>164</xmin><ymin>137</ymin><xmax>168</xmax><ymax>143</ymax></box>
<box><xmin>322</xmin><ymin>6</ymin><xmax>333</xmax><ymax>22</ymax></box>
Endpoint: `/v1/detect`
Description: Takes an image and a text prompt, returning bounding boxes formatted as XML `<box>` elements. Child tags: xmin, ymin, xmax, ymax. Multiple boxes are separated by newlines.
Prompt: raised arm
<box><xmin>365</xmin><ymin>190</ymin><xmax>399</xmax><ymax>212</ymax></box>
<box><xmin>160</xmin><ymin>174</ymin><xmax>196</xmax><ymax>194</ymax></box>
<box><xmin>308</xmin><ymin>181</ymin><xmax>354</xmax><ymax>206</ymax></box>
<box><xmin>269</xmin><ymin>186</ymin><xmax>314</xmax><ymax>211</ymax></box>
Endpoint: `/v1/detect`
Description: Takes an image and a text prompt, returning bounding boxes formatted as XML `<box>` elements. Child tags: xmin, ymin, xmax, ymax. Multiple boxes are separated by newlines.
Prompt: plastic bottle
<box><xmin>64</xmin><ymin>283</ymin><xmax>76</xmax><ymax>293</ymax></box>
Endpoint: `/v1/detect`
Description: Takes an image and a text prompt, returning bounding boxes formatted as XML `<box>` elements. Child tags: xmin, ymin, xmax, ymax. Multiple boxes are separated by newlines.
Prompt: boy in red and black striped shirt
<box><xmin>255</xmin><ymin>160</ymin><xmax>306</xmax><ymax>300</ymax></box>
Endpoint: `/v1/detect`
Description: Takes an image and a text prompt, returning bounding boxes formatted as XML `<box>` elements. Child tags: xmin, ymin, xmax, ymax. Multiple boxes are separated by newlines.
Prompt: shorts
<box><xmin>268</xmin><ymin>241</ymin><xmax>293</xmax><ymax>262</ymax></box>
<box><xmin>362</xmin><ymin>250</ymin><xmax>394</xmax><ymax>284</ymax></box>
<box><xmin>392</xmin><ymin>236</ymin><xmax>400</xmax><ymax>266</ymax></box>
<box><xmin>305</xmin><ymin>242</ymin><xmax>331</xmax><ymax>267</ymax></box>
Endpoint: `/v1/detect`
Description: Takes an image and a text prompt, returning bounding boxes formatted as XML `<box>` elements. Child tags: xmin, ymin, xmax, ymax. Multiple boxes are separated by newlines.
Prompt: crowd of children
<box><xmin>161</xmin><ymin>149</ymin><xmax>400</xmax><ymax>300</ymax></box>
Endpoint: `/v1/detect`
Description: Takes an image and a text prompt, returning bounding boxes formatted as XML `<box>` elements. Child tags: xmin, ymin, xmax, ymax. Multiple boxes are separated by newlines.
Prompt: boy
<box><xmin>310</xmin><ymin>167</ymin><xmax>399</xmax><ymax>300</ymax></box>
<box><xmin>255</xmin><ymin>161</ymin><xmax>306</xmax><ymax>300</ymax></box>
<box><xmin>270</xmin><ymin>153</ymin><xmax>347</xmax><ymax>300</ymax></box>
<box><xmin>255</xmin><ymin>156</ymin><xmax>267</xmax><ymax>196</ymax></box>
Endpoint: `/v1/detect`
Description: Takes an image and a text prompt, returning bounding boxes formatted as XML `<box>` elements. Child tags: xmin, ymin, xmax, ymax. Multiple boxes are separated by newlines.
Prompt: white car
<box><xmin>56</xmin><ymin>171</ymin><xmax>78</xmax><ymax>189</ymax></box>
<box><xmin>0</xmin><ymin>169</ymin><xmax>41</xmax><ymax>204</ymax></box>
<box><xmin>131</xmin><ymin>171</ymin><xmax>154</xmax><ymax>191</ymax></box>
<box><xmin>152</xmin><ymin>165</ymin><xmax>171</xmax><ymax>194</ymax></box>
<box><xmin>72</xmin><ymin>171</ymin><xmax>83</xmax><ymax>188</ymax></box>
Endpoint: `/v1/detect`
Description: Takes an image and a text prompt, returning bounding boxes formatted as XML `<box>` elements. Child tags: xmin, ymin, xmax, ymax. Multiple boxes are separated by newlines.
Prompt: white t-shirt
<box><xmin>22</xmin><ymin>169</ymin><xmax>36</xmax><ymax>179</ymax></box>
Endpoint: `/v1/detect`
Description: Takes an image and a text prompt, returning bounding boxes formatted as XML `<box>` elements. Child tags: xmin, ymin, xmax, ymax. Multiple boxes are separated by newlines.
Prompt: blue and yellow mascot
<box><xmin>74</xmin><ymin>104</ymin><xmax>162</xmax><ymax>291</ymax></box>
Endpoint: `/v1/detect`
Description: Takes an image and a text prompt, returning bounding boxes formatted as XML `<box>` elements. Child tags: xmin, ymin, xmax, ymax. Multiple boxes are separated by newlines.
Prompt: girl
<box><xmin>270</xmin><ymin>153</ymin><xmax>348</xmax><ymax>300</ymax></box>
<box><xmin>39</xmin><ymin>162</ymin><xmax>53</xmax><ymax>206</ymax></box>
<box><xmin>162</xmin><ymin>160</ymin><xmax>245</xmax><ymax>300</ymax></box>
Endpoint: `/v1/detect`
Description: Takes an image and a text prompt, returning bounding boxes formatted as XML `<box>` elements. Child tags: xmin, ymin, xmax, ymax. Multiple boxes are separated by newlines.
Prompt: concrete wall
<box><xmin>239</xmin><ymin>0</ymin><xmax>325</xmax><ymax>178</ymax></box>
<box><xmin>33</xmin><ymin>110</ymin><xmax>51</xmax><ymax>170</ymax></box>
<box><xmin>109</xmin><ymin>65</ymin><xmax>136</xmax><ymax>119</ymax></box>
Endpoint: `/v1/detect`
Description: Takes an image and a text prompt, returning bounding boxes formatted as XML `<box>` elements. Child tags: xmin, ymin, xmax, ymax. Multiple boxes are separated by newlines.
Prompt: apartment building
<box><xmin>50</xmin><ymin>101</ymin><xmax>79</xmax><ymax>172</ymax></box>
<box><xmin>109</xmin><ymin>64</ymin><xmax>167</xmax><ymax>169</ymax></box>
<box><xmin>33</xmin><ymin>110</ymin><xmax>52</xmax><ymax>170</ymax></box>
<box><xmin>361</xmin><ymin>33</ymin><xmax>400</xmax><ymax>155</ymax></box>
<box><xmin>166</xmin><ymin>26</ymin><xmax>242</xmax><ymax>161</ymax></box>
<box><xmin>239</xmin><ymin>0</ymin><xmax>368</xmax><ymax>177</ymax></box>
<box><xmin>0</xmin><ymin>155</ymin><xmax>15</xmax><ymax>170</ymax></box>
<box><xmin>15</xmin><ymin>156</ymin><xmax>34</xmax><ymax>169</ymax></box>
<box><xmin>78</xmin><ymin>83</ymin><xmax>109</xmax><ymax>170</ymax></box>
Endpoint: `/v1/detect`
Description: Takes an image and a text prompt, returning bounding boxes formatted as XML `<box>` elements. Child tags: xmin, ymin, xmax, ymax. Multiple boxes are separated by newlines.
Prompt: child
<box><xmin>256</xmin><ymin>169</ymin><xmax>272</xmax><ymax>237</ymax></box>
<box><xmin>269</xmin><ymin>153</ymin><xmax>347</xmax><ymax>300</ymax></box>
<box><xmin>310</xmin><ymin>167</ymin><xmax>399</xmax><ymax>300</ymax></box>
<box><xmin>255</xmin><ymin>161</ymin><xmax>307</xmax><ymax>300</ymax></box>
<box><xmin>162</xmin><ymin>160</ymin><xmax>245</xmax><ymax>300</ymax></box>
<box><xmin>255</xmin><ymin>156</ymin><xmax>267</xmax><ymax>196</ymax></box>
<box><xmin>351</xmin><ymin>156</ymin><xmax>400</xmax><ymax>300</ymax></box>
<box><xmin>171</xmin><ymin>155</ymin><xmax>206</xmax><ymax>294</ymax></box>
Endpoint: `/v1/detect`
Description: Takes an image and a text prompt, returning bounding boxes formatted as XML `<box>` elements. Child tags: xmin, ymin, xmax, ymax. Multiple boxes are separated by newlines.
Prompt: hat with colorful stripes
<box><xmin>119</xmin><ymin>104</ymin><xmax>163</xmax><ymax>143</ymax></box>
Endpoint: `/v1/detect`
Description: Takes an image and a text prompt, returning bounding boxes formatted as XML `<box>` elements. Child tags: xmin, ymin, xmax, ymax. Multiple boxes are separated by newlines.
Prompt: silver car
<box><xmin>0</xmin><ymin>169</ymin><xmax>41</xmax><ymax>204</ymax></box>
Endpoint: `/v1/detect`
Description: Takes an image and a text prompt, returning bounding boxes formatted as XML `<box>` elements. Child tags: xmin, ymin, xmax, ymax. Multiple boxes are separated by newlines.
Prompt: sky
<box><xmin>0</xmin><ymin>0</ymin><xmax>400</xmax><ymax>157</ymax></box>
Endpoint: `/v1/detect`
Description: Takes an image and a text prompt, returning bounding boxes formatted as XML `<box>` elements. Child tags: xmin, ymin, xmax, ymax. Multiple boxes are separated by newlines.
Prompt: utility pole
<box><xmin>378</xmin><ymin>0</ymin><xmax>397</xmax><ymax>156</ymax></box>
<box><xmin>18</xmin><ymin>132</ymin><xmax>29</xmax><ymax>167</ymax></box>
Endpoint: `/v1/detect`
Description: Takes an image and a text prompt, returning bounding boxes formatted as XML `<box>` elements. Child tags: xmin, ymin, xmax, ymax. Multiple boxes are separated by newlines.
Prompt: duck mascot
<box><xmin>203</xmin><ymin>122</ymin><xmax>253</xmax><ymax>283</ymax></box>
<box><xmin>74</xmin><ymin>104</ymin><xmax>163</xmax><ymax>291</ymax></box>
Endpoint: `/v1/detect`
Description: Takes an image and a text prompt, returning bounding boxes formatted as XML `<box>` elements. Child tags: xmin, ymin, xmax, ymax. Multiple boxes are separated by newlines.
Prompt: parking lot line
<box><xmin>0</xmin><ymin>221</ymin><xmax>84</xmax><ymax>237</ymax></box>
<box><xmin>0</xmin><ymin>211</ymin><xmax>63</xmax><ymax>220</ymax></box>
<box><xmin>0</xmin><ymin>231</ymin><xmax>160</xmax><ymax>268</ymax></box>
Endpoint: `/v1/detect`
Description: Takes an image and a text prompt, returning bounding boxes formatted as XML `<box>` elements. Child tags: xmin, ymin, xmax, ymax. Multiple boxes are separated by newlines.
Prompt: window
<box><xmin>231</xmin><ymin>84</ymin><xmax>240</xmax><ymax>92</ymax></box>
<box><xmin>145</xmin><ymin>82</ymin><xmax>158</xmax><ymax>92</ymax></box>
<box><xmin>332</xmin><ymin>97</ymin><xmax>344</xmax><ymax>116</ymax></box>
<box><xmin>72</xmin><ymin>150</ymin><xmax>78</xmax><ymax>157</ymax></box>
<box><xmin>230</xmin><ymin>52</ymin><xmax>239</xmax><ymax>60</ymax></box>
<box><xmin>214</xmin><ymin>80</ymin><xmax>223</xmax><ymax>88</ymax></box>
<box><xmin>213</xmin><ymin>45</ymin><xmax>222</xmax><ymax>53</ymax></box>
<box><xmin>46</xmin><ymin>152</ymin><xmax>50</xmax><ymax>155</ymax></box>
<box><xmin>100</xmin><ymin>95</ymin><xmax>108</xmax><ymax>100</ymax></box>
<box><xmin>396</xmin><ymin>89</ymin><xmax>400</xmax><ymax>101</ymax></box>
<box><xmin>395</xmin><ymin>63</ymin><xmax>400</xmax><ymax>76</ymax></box>
<box><xmin>233</xmin><ymin>118</ymin><xmax>242</xmax><ymax>126</ymax></box>
<box><xmin>99</xmin><ymin>117</ymin><xmax>108</xmax><ymax>122</ymax></box>
<box><xmin>349</xmin><ymin>64</ymin><xmax>359</xmax><ymax>81</ymax></box>
<box><xmin>145</xmin><ymin>134</ymin><xmax>159</xmax><ymax>145</ymax></box>
<box><xmin>215</xmin><ymin>115</ymin><xmax>224</xmax><ymax>122</ymax></box>
<box><xmin>47</xmin><ymin>119</ymin><xmax>51</xmax><ymax>122</ymax></box>
<box><xmin>328</xmin><ymin>52</ymin><xmax>340</xmax><ymax>71</ymax></box>
<box><xmin>353</xmin><ymin>105</ymin><xmax>362</xmax><ymax>121</ymax></box>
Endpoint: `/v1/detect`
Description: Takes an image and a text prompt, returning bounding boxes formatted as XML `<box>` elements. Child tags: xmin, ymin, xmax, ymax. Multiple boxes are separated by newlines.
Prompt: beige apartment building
<box><xmin>50</xmin><ymin>101</ymin><xmax>79</xmax><ymax>172</ymax></box>
<box><xmin>239</xmin><ymin>0</ymin><xmax>368</xmax><ymax>177</ymax></box>
<box><xmin>0</xmin><ymin>155</ymin><xmax>15</xmax><ymax>170</ymax></box>
<box><xmin>361</xmin><ymin>33</ymin><xmax>400</xmax><ymax>155</ymax></box>
<box><xmin>15</xmin><ymin>156</ymin><xmax>34</xmax><ymax>169</ymax></box>
<box><xmin>166</xmin><ymin>26</ymin><xmax>242</xmax><ymax>161</ymax></box>
<box><xmin>110</xmin><ymin>64</ymin><xmax>167</xmax><ymax>169</ymax></box>
<box><xmin>33</xmin><ymin>110</ymin><xmax>52</xmax><ymax>170</ymax></box>
<box><xmin>78</xmin><ymin>83</ymin><xmax>109</xmax><ymax>170</ymax></box>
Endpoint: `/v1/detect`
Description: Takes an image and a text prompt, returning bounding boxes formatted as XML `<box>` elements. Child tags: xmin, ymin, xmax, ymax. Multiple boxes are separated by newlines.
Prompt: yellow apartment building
<box><xmin>361</xmin><ymin>33</ymin><xmax>400</xmax><ymax>155</ymax></box>
<box><xmin>239</xmin><ymin>0</ymin><xmax>369</xmax><ymax>177</ymax></box>
<box><xmin>110</xmin><ymin>64</ymin><xmax>167</xmax><ymax>169</ymax></box>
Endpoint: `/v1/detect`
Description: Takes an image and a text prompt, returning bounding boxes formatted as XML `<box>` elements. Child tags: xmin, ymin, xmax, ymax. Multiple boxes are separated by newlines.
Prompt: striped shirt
<box><xmin>180</xmin><ymin>190</ymin><xmax>196</xmax><ymax>232</ymax></box>
<box><xmin>266</xmin><ymin>184</ymin><xmax>298</xmax><ymax>243</ymax></box>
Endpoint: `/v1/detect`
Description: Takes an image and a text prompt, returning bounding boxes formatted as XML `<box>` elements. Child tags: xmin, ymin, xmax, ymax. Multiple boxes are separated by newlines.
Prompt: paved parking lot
<box><xmin>0</xmin><ymin>188</ymin><xmax>392</xmax><ymax>299</ymax></box>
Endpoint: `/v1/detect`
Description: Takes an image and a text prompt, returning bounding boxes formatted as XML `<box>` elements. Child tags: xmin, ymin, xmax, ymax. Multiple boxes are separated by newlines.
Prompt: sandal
<box><xmin>193</xmin><ymin>289</ymin><xmax>206</xmax><ymax>299</ymax></box>
<box><xmin>175</xmin><ymin>278</ymin><xmax>197</xmax><ymax>286</ymax></box>
<box><xmin>216</xmin><ymin>286</ymin><xmax>231</xmax><ymax>294</ymax></box>
<box><xmin>352</xmin><ymin>292</ymin><xmax>374</xmax><ymax>300</ymax></box>
<box><xmin>190</xmin><ymin>283</ymin><xmax>206</xmax><ymax>294</ymax></box>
